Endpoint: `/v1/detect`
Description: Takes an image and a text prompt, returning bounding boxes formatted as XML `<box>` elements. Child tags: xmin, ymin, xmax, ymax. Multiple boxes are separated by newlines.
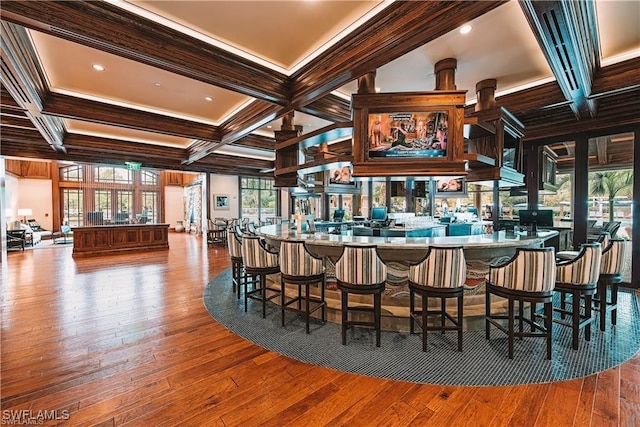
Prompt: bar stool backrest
<box><xmin>490</xmin><ymin>247</ymin><xmax>556</xmax><ymax>292</ymax></box>
<box><xmin>227</xmin><ymin>228</ymin><xmax>243</xmax><ymax>259</ymax></box>
<box><xmin>409</xmin><ymin>246</ymin><xmax>466</xmax><ymax>288</ymax></box>
<box><xmin>335</xmin><ymin>245</ymin><xmax>387</xmax><ymax>286</ymax></box>
<box><xmin>556</xmin><ymin>243</ymin><xmax>602</xmax><ymax>286</ymax></box>
<box><xmin>280</xmin><ymin>241</ymin><xmax>323</xmax><ymax>276</ymax></box>
<box><xmin>241</xmin><ymin>235</ymin><xmax>278</xmax><ymax>269</ymax></box>
<box><xmin>600</xmin><ymin>238</ymin><xmax>629</xmax><ymax>276</ymax></box>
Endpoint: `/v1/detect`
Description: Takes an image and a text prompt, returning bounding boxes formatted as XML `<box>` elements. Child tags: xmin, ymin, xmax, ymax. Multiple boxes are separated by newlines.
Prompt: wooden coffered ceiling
<box><xmin>1</xmin><ymin>0</ymin><xmax>638</xmax><ymax>176</ymax></box>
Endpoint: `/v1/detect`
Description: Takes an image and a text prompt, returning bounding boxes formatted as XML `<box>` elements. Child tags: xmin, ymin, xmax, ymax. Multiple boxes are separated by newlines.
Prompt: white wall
<box><xmin>4</xmin><ymin>173</ymin><xmax>19</xmax><ymax>223</ymax></box>
<box><xmin>164</xmin><ymin>186</ymin><xmax>184</xmax><ymax>229</ymax></box>
<box><xmin>13</xmin><ymin>178</ymin><xmax>54</xmax><ymax>230</ymax></box>
<box><xmin>209</xmin><ymin>174</ymin><xmax>239</xmax><ymax>219</ymax></box>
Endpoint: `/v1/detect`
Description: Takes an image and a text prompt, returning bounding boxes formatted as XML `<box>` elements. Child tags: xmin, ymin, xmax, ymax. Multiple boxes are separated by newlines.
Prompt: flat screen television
<box><xmin>367</xmin><ymin>111</ymin><xmax>448</xmax><ymax>159</ymax></box>
<box><xmin>333</xmin><ymin>209</ymin><xmax>345</xmax><ymax>222</ymax></box>
<box><xmin>518</xmin><ymin>209</ymin><xmax>554</xmax><ymax>233</ymax></box>
<box><xmin>370</xmin><ymin>206</ymin><xmax>388</xmax><ymax>222</ymax></box>
<box><xmin>435</xmin><ymin>177</ymin><xmax>466</xmax><ymax>197</ymax></box>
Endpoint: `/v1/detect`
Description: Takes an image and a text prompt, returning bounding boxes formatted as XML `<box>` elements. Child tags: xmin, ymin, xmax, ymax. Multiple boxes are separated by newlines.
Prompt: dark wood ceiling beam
<box><xmin>233</xmin><ymin>134</ymin><xmax>275</xmax><ymax>152</ymax></box>
<box><xmin>1</xmin><ymin>22</ymin><xmax>66</xmax><ymax>153</ymax></box>
<box><xmin>523</xmin><ymin>88</ymin><xmax>640</xmax><ymax>140</ymax></box>
<box><xmin>298</xmin><ymin>93</ymin><xmax>352</xmax><ymax>123</ymax></box>
<box><xmin>187</xmin><ymin>101</ymin><xmax>286</xmax><ymax>163</ymax></box>
<box><xmin>0</xmin><ymin>112</ymin><xmax>35</xmax><ymax>129</ymax></box>
<box><xmin>519</xmin><ymin>0</ymin><xmax>599</xmax><ymax>119</ymax></box>
<box><xmin>591</xmin><ymin>57</ymin><xmax>640</xmax><ymax>98</ymax></box>
<box><xmin>0</xmin><ymin>1</ymin><xmax>289</xmax><ymax>104</ymax></box>
<box><xmin>42</xmin><ymin>93</ymin><xmax>221</xmax><ymax>143</ymax></box>
<box><xmin>290</xmin><ymin>1</ymin><xmax>507</xmax><ymax>108</ymax></box>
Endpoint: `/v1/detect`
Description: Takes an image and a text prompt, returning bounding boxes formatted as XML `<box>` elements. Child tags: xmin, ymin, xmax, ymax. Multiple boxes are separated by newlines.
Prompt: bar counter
<box><xmin>257</xmin><ymin>224</ymin><xmax>558</xmax><ymax>331</ymax></box>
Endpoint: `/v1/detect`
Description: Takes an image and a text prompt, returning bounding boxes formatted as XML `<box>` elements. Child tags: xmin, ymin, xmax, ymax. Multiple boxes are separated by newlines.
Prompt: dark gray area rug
<box><xmin>203</xmin><ymin>269</ymin><xmax>640</xmax><ymax>386</ymax></box>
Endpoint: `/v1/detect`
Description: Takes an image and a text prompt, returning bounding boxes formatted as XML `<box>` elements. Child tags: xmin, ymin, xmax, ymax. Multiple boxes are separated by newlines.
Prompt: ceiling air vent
<box><xmin>541</xmin><ymin>9</ymin><xmax>578</xmax><ymax>92</ymax></box>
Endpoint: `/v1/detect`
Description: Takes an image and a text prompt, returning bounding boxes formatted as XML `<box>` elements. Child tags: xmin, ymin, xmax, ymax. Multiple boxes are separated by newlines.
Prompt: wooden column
<box><xmin>632</xmin><ymin>127</ymin><xmax>639</xmax><ymax>288</ymax></box>
<box><xmin>475</xmin><ymin>79</ymin><xmax>497</xmax><ymax>112</ymax></box>
<box><xmin>434</xmin><ymin>58</ymin><xmax>457</xmax><ymax>90</ymax></box>
<box><xmin>357</xmin><ymin>71</ymin><xmax>377</xmax><ymax>94</ymax></box>
<box><xmin>573</xmin><ymin>134</ymin><xmax>589</xmax><ymax>249</ymax></box>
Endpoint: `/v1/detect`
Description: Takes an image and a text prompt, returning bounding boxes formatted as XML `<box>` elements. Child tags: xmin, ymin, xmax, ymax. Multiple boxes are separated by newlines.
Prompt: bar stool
<box><xmin>596</xmin><ymin>238</ymin><xmax>629</xmax><ymax>331</ymax></box>
<box><xmin>227</xmin><ymin>226</ymin><xmax>253</xmax><ymax>299</ymax></box>
<box><xmin>554</xmin><ymin>243</ymin><xmax>602</xmax><ymax>350</ymax></box>
<box><xmin>279</xmin><ymin>240</ymin><xmax>326</xmax><ymax>333</ymax></box>
<box><xmin>408</xmin><ymin>246</ymin><xmax>466</xmax><ymax>352</ymax></box>
<box><xmin>241</xmin><ymin>235</ymin><xmax>280</xmax><ymax>318</ymax></box>
<box><xmin>557</xmin><ymin>232</ymin><xmax>609</xmax><ymax>261</ymax></box>
<box><xmin>486</xmin><ymin>247</ymin><xmax>556</xmax><ymax>359</ymax></box>
<box><xmin>208</xmin><ymin>218</ymin><xmax>227</xmax><ymax>246</ymax></box>
<box><xmin>335</xmin><ymin>245</ymin><xmax>387</xmax><ymax>347</ymax></box>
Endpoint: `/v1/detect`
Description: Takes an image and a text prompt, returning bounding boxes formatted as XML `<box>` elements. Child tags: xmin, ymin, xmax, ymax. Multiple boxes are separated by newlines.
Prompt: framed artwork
<box><xmin>215</xmin><ymin>194</ymin><xmax>229</xmax><ymax>210</ymax></box>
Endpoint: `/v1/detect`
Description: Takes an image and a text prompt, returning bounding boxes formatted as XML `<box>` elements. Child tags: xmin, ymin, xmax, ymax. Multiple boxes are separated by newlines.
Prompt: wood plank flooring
<box><xmin>1</xmin><ymin>234</ymin><xmax>639</xmax><ymax>426</ymax></box>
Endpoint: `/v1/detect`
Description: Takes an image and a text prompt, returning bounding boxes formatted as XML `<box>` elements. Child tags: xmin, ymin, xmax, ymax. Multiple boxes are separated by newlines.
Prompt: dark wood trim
<box><xmin>43</xmin><ymin>93</ymin><xmax>222</xmax><ymax>143</ymax></box>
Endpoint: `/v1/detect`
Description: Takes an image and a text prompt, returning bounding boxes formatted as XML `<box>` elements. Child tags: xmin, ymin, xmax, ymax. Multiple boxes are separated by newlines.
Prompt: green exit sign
<box><xmin>125</xmin><ymin>161</ymin><xmax>142</xmax><ymax>170</ymax></box>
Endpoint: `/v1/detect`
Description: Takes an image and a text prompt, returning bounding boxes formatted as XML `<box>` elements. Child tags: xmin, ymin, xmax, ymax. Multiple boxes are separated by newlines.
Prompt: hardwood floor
<box><xmin>2</xmin><ymin>234</ymin><xmax>639</xmax><ymax>426</ymax></box>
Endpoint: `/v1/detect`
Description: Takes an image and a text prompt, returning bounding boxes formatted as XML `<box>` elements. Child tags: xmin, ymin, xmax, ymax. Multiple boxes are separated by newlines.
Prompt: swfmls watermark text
<box><xmin>1</xmin><ymin>410</ymin><xmax>70</xmax><ymax>425</ymax></box>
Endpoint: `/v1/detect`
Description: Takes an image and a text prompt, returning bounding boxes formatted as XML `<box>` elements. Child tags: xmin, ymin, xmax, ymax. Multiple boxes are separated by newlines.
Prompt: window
<box><xmin>141</xmin><ymin>170</ymin><xmax>158</xmax><ymax>185</ymax></box>
<box><xmin>62</xmin><ymin>189</ymin><xmax>83</xmax><ymax>226</ymax></box>
<box><xmin>95</xmin><ymin>190</ymin><xmax>112</xmax><ymax>220</ymax></box>
<box><xmin>141</xmin><ymin>191</ymin><xmax>158</xmax><ymax>223</ymax></box>
<box><xmin>61</xmin><ymin>165</ymin><xmax>83</xmax><ymax>182</ymax></box>
<box><xmin>96</xmin><ymin>166</ymin><xmax>132</xmax><ymax>184</ymax></box>
<box><xmin>240</xmin><ymin>177</ymin><xmax>277</xmax><ymax>223</ymax></box>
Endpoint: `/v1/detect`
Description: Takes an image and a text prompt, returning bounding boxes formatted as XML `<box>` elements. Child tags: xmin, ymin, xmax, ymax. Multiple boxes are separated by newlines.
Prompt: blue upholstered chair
<box><xmin>335</xmin><ymin>245</ymin><xmax>387</xmax><ymax>347</ymax></box>
<box><xmin>240</xmin><ymin>235</ymin><xmax>280</xmax><ymax>318</ymax></box>
<box><xmin>408</xmin><ymin>246</ymin><xmax>467</xmax><ymax>352</ymax></box>
<box><xmin>555</xmin><ymin>243</ymin><xmax>602</xmax><ymax>350</ymax></box>
<box><xmin>486</xmin><ymin>247</ymin><xmax>556</xmax><ymax>359</ymax></box>
<box><xmin>279</xmin><ymin>240</ymin><xmax>326</xmax><ymax>333</ymax></box>
<box><xmin>596</xmin><ymin>238</ymin><xmax>629</xmax><ymax>331</ymax></box>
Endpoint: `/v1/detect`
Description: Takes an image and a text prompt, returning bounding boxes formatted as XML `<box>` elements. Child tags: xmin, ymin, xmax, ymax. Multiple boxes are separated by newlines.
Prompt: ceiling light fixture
<box><xmin>92</xmin><ymin>64</ymin><xmax>105</xmax><ymax>71</ymax></box>
<box><xmin>204</xmin><ymin>96</ymin><xmax>213</xmax><ymax>101</ymax></box>
<box><xmin>459</xmin><ymin>25</ymin><xmax>472</xmax><ymax>35</ymax></box>
<box><xmin>154</xmin><ymin>82</ymin><xmax>161</xmax><ymax>87</ymax></box>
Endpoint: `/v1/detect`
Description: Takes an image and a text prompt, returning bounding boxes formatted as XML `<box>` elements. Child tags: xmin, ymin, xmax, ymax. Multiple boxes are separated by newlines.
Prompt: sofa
<box><xmin>7</xmin><ymin>220</ymin><xmax>52</xmax><ymax>246</ymax></box>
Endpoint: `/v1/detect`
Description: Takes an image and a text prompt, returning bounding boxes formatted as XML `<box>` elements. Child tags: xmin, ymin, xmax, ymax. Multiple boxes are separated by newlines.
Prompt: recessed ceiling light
<box><xmin>459</xmin><ymin>25</ymin><xmax>472</xmax><ymax>35</ymax></box>
<box><xmin>92</xmin><ymin>64</ymin><xmax>105</xmax><ymax>71</ymax></box>
<box><xmin>205</xmin><ymin>96</ymin><xmax>213</xmax><ymax>101</ymax></box>
<box><xmin>375</xmin><ymin>87</ymin><xmax>381</xmax><ymax>93</ymax></box>
<box><xmin>267</xmin><ymin>125</ymin><xmax>272</xmax><ymax>129</ymax></box>
<box><xmin>154</xmin><ymin>82</ymin><xmax>161</xmax><ymax>87</ymax></box>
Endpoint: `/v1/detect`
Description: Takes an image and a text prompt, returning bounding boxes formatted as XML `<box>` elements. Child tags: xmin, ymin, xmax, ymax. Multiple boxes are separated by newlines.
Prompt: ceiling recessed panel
<box><xmin>596</xmin><ymin>0</ymin><xmax>640</xmax><ymax>62</ymax></box>
<box><xmin>29</xmin><ymin>31</ymin><xmax>250</xmax><ymax>125</ymax></box>
<box><xmin>338</xmin><ymin>1</ymin><xmax>553</xmax><ymax>103</ymax></box>
<box><xmin>128</xmin><ymin>0</ymin><xmax>383</xmax><ymax>70</ymax></box>
<box><xmin>65</xmin><ymin>119</ymin><xmax>191</xmax><ymax>148</ymax></box>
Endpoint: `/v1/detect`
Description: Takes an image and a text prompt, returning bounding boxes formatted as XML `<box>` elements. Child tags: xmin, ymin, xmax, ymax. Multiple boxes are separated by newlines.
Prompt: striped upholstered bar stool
<box><xmin>227</xmin><ymin>226</ymin><xmax>252</xmax><ymax>299</ymax></box>
<box><xmin>486</xmin><ymin>247</ymin><xmax>556</xmax><ymax>359</ymax></box>
<box><xmin>335</xmin><ymin>245</ymin><xmax>387</xmax><ymax>347</ymax></box>
<box><xmin>241</xmin><ymin>235</ymin><xmax>281</xmax><ymax>318</ymax></box>
<box><xmin>554</xmin><ymin>243</ymin><xmax>602</xmax><ymax>350</ymax></box>
<box><xmin>279</xmin><ymin>240</ymin><xmax>326</xmax><ymax>334</ymax></box>
<box><xmin>596</xmin><ymin>238</ymin><xmax>629</xmax><ymax>331</ymax></box>
<box><xmin>408</xmin><ymin>246</ymin><xmax>467</xmax><ymax>352</ymax></box>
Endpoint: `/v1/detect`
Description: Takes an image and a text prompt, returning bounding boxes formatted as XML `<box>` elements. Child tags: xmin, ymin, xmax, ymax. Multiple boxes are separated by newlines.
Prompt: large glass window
<box><xmin>62</xmin><ymin>189</ymin><xmax>83</xmax><ymax>226</ymax></box>
<box><xmin>59</xmin><ymin>165</ymin><xmax>160</xmax><ymax>226</ymax></box>
<box><xmin>240</xmin><ymin>176</ymin><xmax>277</xmax><ymax>224</ymax></box>
<box><xmin>96</xmin><ymin>166</ymin><xmax>133</xmax><ymax>183</ymax></box>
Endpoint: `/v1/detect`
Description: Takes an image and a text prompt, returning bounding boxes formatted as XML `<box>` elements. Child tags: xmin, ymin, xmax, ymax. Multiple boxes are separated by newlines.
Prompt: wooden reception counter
<box><xmin>72</xmin><ymin>223</ymin><xmax>169</xmax><ymax>257</ymax></box>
